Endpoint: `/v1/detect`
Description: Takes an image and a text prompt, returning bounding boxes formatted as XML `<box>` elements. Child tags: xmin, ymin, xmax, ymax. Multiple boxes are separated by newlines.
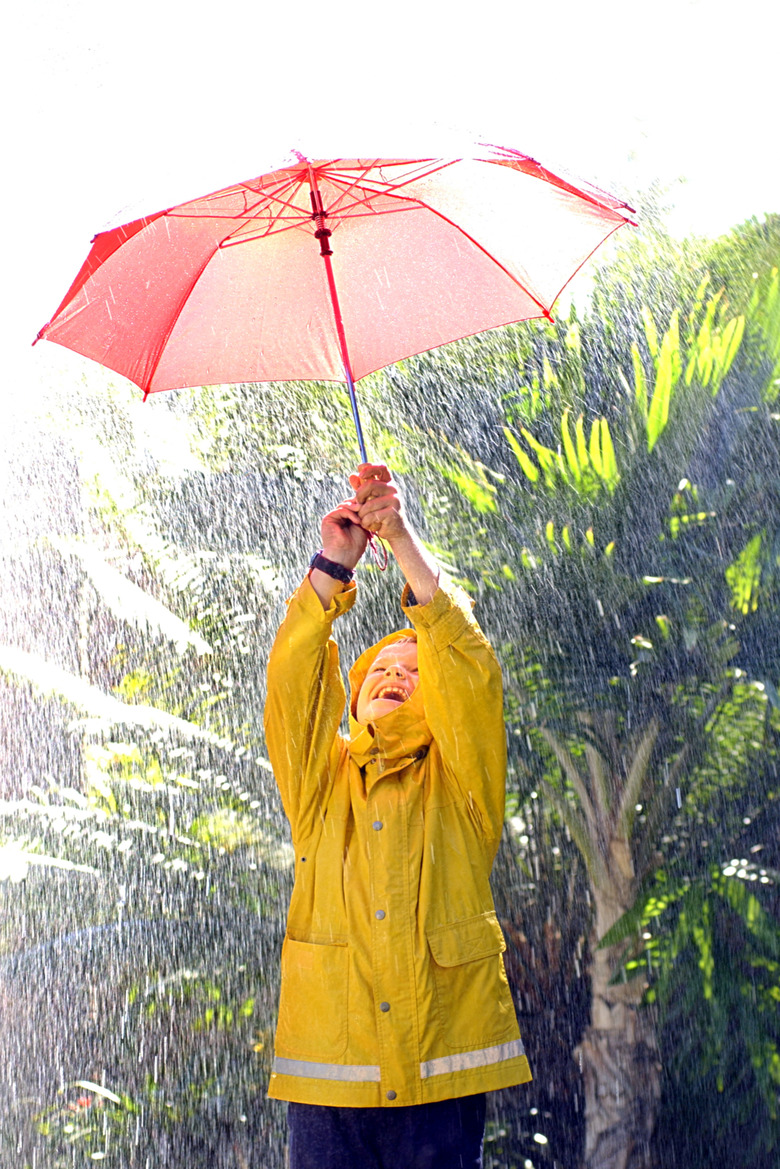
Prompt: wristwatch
<box><xmin>309</xmin><ymin>550</ymin><xmax>354</xmax><ymax>584</ymax></box>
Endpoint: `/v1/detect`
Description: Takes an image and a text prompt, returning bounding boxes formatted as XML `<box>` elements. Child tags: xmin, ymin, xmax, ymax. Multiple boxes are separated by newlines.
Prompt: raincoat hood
<box><xmin>347</xmin><ymin>628</ymin><xmax>432</xmax><ymax>771</ymax></box>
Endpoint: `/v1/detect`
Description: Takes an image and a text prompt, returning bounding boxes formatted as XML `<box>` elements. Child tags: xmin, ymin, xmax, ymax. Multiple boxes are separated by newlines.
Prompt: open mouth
<box><xmin>375</xmin><ymin>686</ymin><xmax>407</xmax><ymax>703</ymax></box>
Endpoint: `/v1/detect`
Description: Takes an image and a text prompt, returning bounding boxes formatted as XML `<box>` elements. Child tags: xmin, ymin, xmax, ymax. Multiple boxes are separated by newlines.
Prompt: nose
<box><xmin>384</xmin><ymin>664</ymin><xmax>404</xmax><ymax>677</ymax></box>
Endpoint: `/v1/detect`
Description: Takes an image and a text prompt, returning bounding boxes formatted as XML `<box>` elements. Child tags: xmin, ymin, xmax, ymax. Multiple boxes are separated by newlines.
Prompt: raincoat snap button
<box><xmin>386</xmin><ymin>1090</ymin><xmax>397</xmax><ymax>1100</ymax></box>
<box><xmin>380</xmin><ymin>1001</ymin><xmax>390</xmax><ymax>1012</ymax></box>
<box><xmin>372</xmin><ymin>820</ymin><xmax>383</xmax><ymax>830</ymax></box>
<box><xmin>375</xmin><ymin>910</ymin><xmax>386</xmax><ymax>920</ymax></box>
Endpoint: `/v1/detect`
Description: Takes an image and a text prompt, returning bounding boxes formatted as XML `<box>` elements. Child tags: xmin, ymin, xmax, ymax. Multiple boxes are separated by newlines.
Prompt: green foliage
<box><xmin>434</xmin><ymin>456</ymin><xmax>497</xmax><ymax>514</ymax></box>
<box><xmin>705</xmin><ymin>214</ymin><xmax>780</xmax><ymax>315</ymax></box>
<box><xmin>602</xmin><ymin>866</ymin><xmax>780</xmax><ymax>1163</ymax></box>
<box><xmin>418</xmin><ymin>258</ymin><xmax>780</xmax><ymax>711</ymax></box>
<box><xmin>0</xmin><ymin>760</ymin><xmax>291</xmax><ymax>918</ymax></box>
<box><xmin>175</xmin><ymin>377</ymin><xmax>356</xmax><ymax>475</ymax></box>
<box><xmin>727</xmin><ymin>532</ymin><xmax>766</xmax><ymax>614</ymax></box>
<box><xmin>35</xmin><ymin>1083</ymin><xmax>138</xmax><ymax>1166</ymax></box>
<box><xmin>504</xmin><ymin>408</ymin><xmax>619</xmax><ymax>495</ymax></box>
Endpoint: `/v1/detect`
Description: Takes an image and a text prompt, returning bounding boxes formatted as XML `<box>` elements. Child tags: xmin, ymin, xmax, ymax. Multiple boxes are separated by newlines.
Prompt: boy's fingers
<box><xmin>361</xmin><ymin>510</ymin><xmax>401</xmax><ymax>535</ymax></box>
<box><xmin>355</xmin><ymin>480</ymin><xmax>397</xmax><ymax>505</ymax></box>
<box><xmin>324</xmin><ymin>503</ymin><xmax>362</xmax><ymax>527</ymax></box>
<box><xmin>358</xmin><ymin>489</ymin><xmax>400</xmax><ymax>514</ymax></box>
<box><xmin>354</xmin><ymin>463</ymin><xmax>391</xmax><ymax>483</ymax></box>
<box><xmin>358</xmin><ymin>501</ymin><xmax>400</xmax><ymax>528</ymax></box>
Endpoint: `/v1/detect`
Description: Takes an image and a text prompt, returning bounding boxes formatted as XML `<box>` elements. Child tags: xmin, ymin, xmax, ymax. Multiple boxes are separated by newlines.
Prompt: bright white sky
<box><xmin>5</xmin><ymin>0</ymin><xmax>777</xmax><ymax>407</ymax></box>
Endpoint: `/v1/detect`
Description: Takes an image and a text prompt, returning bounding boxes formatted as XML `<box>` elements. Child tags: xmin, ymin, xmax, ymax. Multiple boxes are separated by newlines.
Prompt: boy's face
<box><xmin>356</xmin><ymin>642</ymin><xmax>420</xmax><ymax>725</ymax></box>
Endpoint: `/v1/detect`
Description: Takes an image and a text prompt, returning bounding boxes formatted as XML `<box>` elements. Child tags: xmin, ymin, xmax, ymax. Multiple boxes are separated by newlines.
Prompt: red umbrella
<box><xmin>36</xmin><ymin>145</ymin><xmax>634</xmax><ymax>461</ymax></box>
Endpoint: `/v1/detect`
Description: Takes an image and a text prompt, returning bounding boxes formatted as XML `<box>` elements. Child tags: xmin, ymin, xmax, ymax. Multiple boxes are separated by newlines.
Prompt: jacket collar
<box><xmin>348</xmin><ymin>687</ymin><xmax>432</xmax><ymax>775</ymax></box>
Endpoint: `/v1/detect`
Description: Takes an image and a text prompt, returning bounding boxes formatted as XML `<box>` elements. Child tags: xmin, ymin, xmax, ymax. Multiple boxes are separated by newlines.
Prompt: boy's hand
<box><xmin>321</xmin><ymin>501</ymin><xmax>369</xmax><ymax>570</ymax></box>
<box><xmin>349</xmin><ymin>463</ymin><xmax>439</xmax><ymax>605</ymax></box>
<box><xmin>349</xmin><ymin>464</ymin><xmax>407</xmax><ymax>543</ymax></box>
<box><xmin>311</xmin><ymin>498</ymin><xmax>367</xmax><ymax>610</ymax></box>
<box><xmin>320</xmin><ymin>500</ymin><xmax>369</xmax><ymax>572</ymax></box>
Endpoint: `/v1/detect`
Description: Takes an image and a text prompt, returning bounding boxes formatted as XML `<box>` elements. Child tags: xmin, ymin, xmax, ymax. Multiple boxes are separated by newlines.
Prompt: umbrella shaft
<box><xmin>320</xmin><ymin>252</ymin><xmax>368</xmax><ymax>464</ymax></box>
<box><xmin>344</xmin><ymin>363</ymin><xmax>368</xmax><ymax>464</ymax></box>
<box><xmin>307</xmin><ymin>165</ymin><xmax>368</xmax><ymax>464</ymax></box>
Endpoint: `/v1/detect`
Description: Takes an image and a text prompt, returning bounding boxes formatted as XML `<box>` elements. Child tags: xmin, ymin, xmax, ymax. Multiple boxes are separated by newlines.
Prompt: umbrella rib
<box><xmin>315</xmin><ymin>160</ymin><xmax>390</xmax><ymax>220</ymax></box>
<box><xmin>320</xmin><ymin>160</ymin><xmax>458</xmax><ymax>219</ymax></box>
<box><xmin>236</xmin><ymin>172</ymin><xmax>311</xmax><ymax>220</ymax></box>
<box><xmin>209</xmin><ymin>179</ymin><xmax>316</xmax><ymax>248</ymax></box>
<box><xmin>167</xmin><ymin>172</ymin><xmax>311</xmax><ymax>227</ymax></box>
<box><xmin>215</xmin><ymin>165</ymin><xmax>439</xmax><ymax>250</ymax></box>
<box><xmin>479</xmin><ymin>146</ymin><xmax>637</xmax><ymax>216</ymax></box>
<box><xmin>217</xmin><ymin>204</ymin><xmax>426</xmax><ymax>250</ymax></box>
<box><xmin>349</xmin><ymin>158</ymin><xmax>458</xmax><ymax>196</ymax></box>
<box><xmin>323</xmin><ymin>204</ymin><xmax>423</xmax><ymax>222</ymax></box>
<box><xmin>312</xmin><ymin>158</ymin><xmax>394</xmax><ymax>214</ymax></box>
<box><xmin>548</xmin><ymin>220</ymin><xmax>630</xmax><ymax>306</ymax></box>
<box><xmin>166</xmin><ymin>162</ymin><xmax>463</xmax><ymax>243</ymax></box>
<box><xmin>419</xmin><ymin>204</ymin><xmax>554</xmax><ymax>318</ymax></box>
<box><xmin>525</xmin><ymin>160</ymin><xmax>637</xmax><ymax>218</ymax></box>
<box><xmin>324</xmin><ymin>158</ymin><xmax>457</xmax><ymax>194</ymax></box>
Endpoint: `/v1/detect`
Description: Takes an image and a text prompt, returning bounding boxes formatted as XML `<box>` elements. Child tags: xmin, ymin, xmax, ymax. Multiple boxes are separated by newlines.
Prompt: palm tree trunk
<box><xmin>576</xmin><ymin>863</ymin><xmax>661</xmax><ymax>1169</ymax></box>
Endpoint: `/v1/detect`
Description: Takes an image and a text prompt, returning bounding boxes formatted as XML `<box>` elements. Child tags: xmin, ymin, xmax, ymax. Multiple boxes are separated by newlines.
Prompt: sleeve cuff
<box><xmin>291</xmin><ymin>575</ymin><xmax>358</xmax><ymax>623</ymax></box>
<box><xmin>401</xmin><ymin>577</ymin><xmax>475</xmax><ymax>651</ymax></box>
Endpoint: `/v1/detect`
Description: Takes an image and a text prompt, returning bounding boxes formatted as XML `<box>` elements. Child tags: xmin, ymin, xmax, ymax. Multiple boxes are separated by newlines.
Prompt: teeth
<box><xmin>377</xmin><ymin>687</ymin><xmax>405</xmax><ymax>701</ymax></box>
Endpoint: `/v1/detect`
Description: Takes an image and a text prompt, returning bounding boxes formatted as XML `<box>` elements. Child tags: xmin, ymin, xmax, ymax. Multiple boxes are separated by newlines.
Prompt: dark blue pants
<box><xmin>288</xmin><ymin>1094</ymin><xmax>486</xmax><ymax>1169</ymax></box>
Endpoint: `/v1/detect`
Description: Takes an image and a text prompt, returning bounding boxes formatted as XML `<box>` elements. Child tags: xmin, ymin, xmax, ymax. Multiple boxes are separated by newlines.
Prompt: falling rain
<box><xmin>2</xmin><ymin>213</ymin><xmax>780</xmax><ymax>1169</ymax></box>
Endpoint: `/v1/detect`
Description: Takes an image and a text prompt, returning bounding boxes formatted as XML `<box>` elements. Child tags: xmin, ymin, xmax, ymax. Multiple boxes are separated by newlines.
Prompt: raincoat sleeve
<box><xmin>403</xmin><ymin>580</ymin><xmax>507</xmax><ymax>843</ymax></box>
<box><xmin>263</xmin><ymin>575</ymin><xmax>356</xmax><ymax>840</ymax></box>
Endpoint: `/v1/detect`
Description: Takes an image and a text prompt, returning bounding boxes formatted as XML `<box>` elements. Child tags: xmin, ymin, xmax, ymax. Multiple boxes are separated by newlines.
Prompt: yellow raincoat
<box><xmin>264</xmin><ymin>574</ymin><xmax>531</xmax><ymax>1108</ymax></box>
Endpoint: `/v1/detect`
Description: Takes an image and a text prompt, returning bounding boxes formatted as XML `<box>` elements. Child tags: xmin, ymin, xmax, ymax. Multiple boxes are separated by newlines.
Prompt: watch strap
<box><xmin>309</xmin><ymin>551</ymin><xmax>354</xmax><ymax>584</ymax></box>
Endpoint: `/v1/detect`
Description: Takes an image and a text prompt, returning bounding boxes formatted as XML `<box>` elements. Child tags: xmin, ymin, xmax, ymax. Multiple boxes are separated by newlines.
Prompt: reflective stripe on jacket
<box><xmin>263</xmin><ymin>575</ymin><xmax>531</xmax><ymax>1107</ymax></box>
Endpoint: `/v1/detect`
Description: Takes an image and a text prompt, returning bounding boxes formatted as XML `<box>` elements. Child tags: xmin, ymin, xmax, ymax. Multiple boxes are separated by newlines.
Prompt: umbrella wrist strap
<box><xmin>367</xmin><ymin>534</ymin><xmax>388</xmax><ymax>570</ymax></box>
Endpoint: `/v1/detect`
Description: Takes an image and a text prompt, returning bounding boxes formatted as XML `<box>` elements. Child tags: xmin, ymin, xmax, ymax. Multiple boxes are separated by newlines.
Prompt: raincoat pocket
<box><xmin>276</xmin><ymin>937</ymin><xmax>349</xmax><ymax>1059</ymax></box>
<box><xmin>428</xmin><ymin>911</ymin><xmax>516</xmax><ymax>1050</ymax></box>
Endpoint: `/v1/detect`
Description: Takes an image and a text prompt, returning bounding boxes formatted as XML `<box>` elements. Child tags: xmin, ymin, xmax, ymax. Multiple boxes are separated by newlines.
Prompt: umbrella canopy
<box><xmin>36</xmin><ymin>146</ymin><xmax>634</xmax><ymax>459</ymax></box>
<box><xmin>37</xmin><ymin>146</ymin><xmax>634</xmax><ymax>383</ymax></box>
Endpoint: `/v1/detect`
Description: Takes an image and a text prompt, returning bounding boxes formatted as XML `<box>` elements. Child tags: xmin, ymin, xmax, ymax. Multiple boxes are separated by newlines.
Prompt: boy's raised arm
<box><xmin>308</xmin><ymin>496</ymin><xmax>369</xmax><ymax>609</ymax></box>
<box><xmin>405</xmin><ymin>584</ymin><xmax>507</xmax><ymax>844</ymax></box>
<box><xmin>264</xmin><ymin>496</ymin><xmax>368</xmax><ymax>836</ymax></box>
<box><xmin>264</xmin><ymin>579</ymin><xmax>351</xmax><ymax>837</ymax></box>
<box><xmin>353</xmin><ymin>464</ymin><xmax>507</xmax><ymax>844</ymax></box>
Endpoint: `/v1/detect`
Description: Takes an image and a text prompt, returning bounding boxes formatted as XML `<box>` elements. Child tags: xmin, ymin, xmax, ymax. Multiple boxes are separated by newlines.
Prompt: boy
<box><xmin>264</xmin><ymin>464</ymin><xmax>531</xmax><ymax>1168</ymax></box>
